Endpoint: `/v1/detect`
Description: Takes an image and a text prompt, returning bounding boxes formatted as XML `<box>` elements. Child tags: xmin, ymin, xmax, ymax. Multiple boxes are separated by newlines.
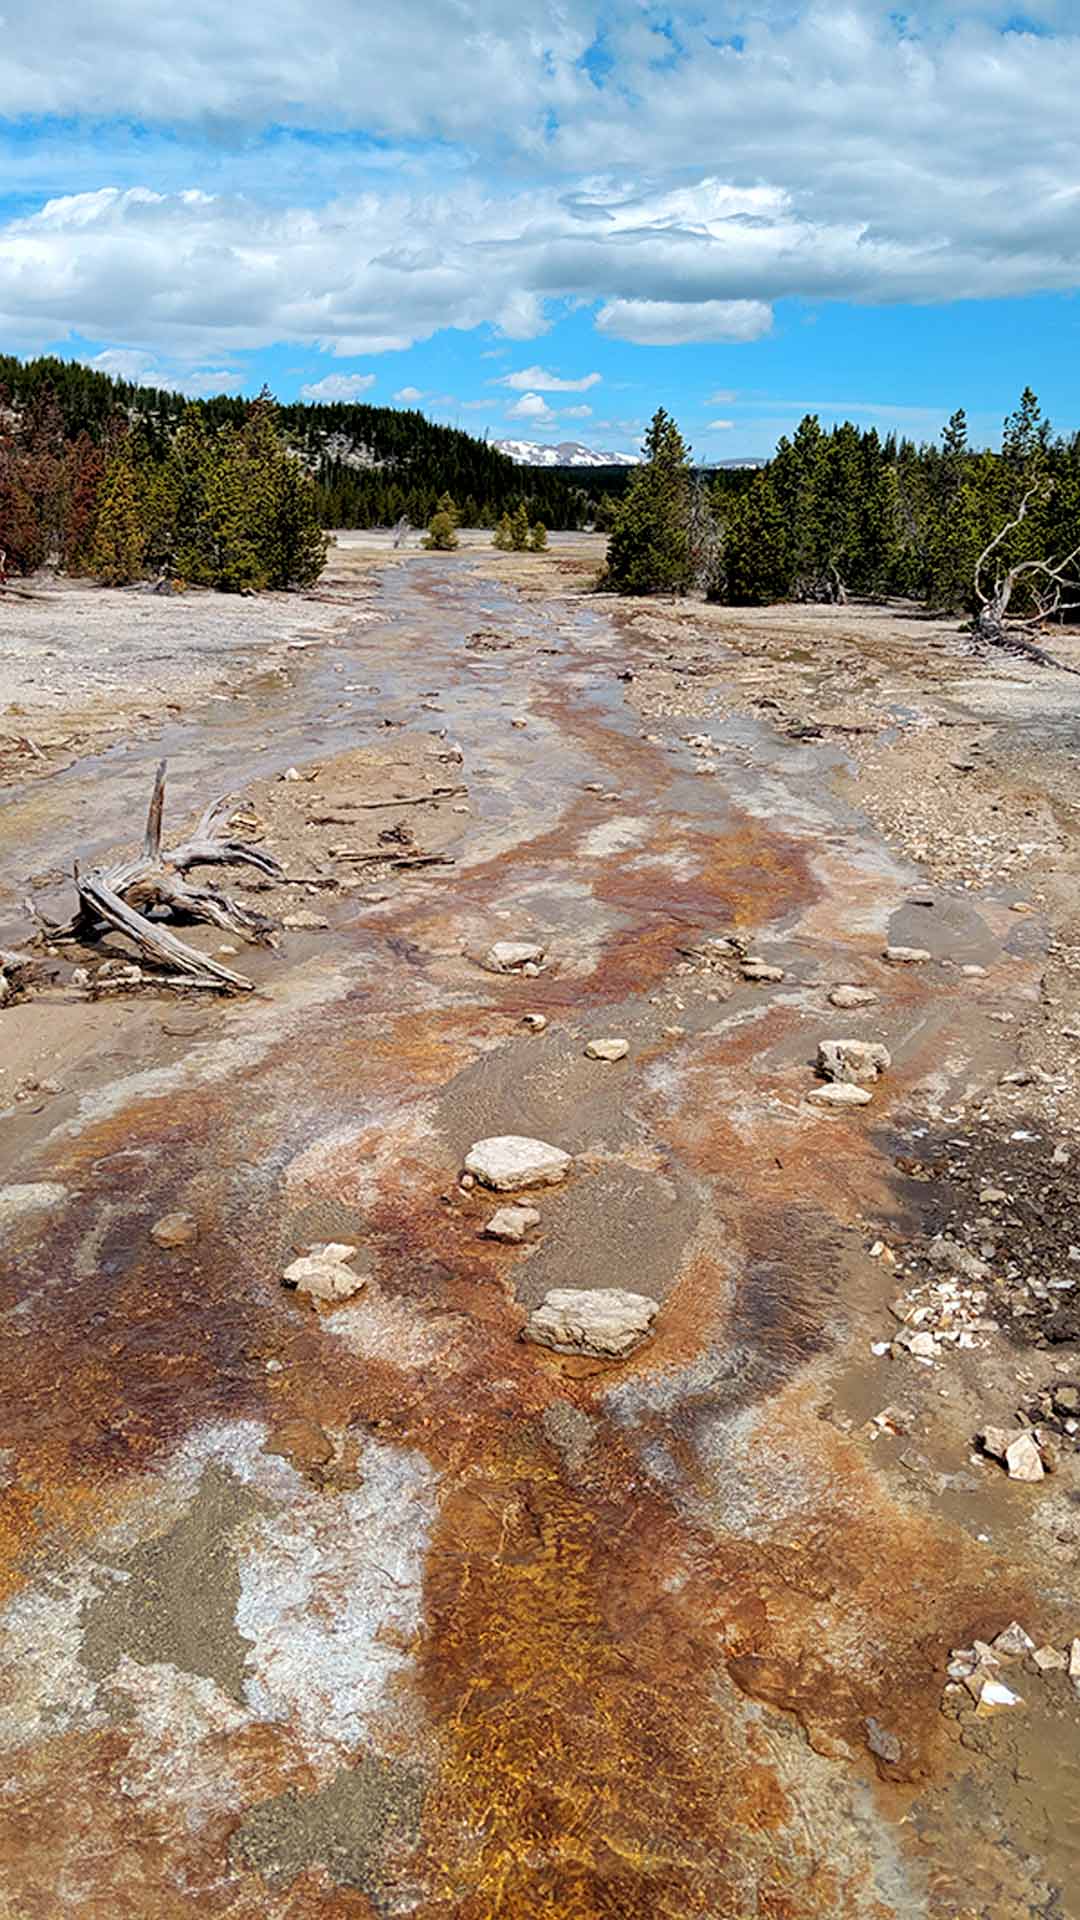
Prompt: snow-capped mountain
<box><xmin>494</xmin><ymin>437</ymin><xmax>641</xmax><ymax>468</ymax></box>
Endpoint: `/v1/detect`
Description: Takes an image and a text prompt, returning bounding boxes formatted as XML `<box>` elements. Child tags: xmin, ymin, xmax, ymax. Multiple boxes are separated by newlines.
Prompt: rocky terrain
<box><xmin>1</xmin><ymin>542</ymin><xmax>1079</xmax><ymax>1917</ymax></box>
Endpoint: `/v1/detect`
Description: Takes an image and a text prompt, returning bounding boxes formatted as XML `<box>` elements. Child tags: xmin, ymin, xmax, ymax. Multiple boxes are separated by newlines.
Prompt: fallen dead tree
<box><xmin>36</xmin><ymin>761</ymin><xmax>287</xmax><ymax>993</ymax></box>
<box><xmin>973</xmin><ymin>487</ymin><xmax>1080</xmax><ymax>675</ymax></box>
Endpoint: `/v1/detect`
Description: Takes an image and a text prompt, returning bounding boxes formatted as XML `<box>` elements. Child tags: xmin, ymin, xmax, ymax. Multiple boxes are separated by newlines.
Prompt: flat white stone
<box><xmin>806</xmin><ymin>1083</ymin><xmax>873</xmax><ymax>1108</ymax></box>
<box><xmin>464</xmin><ymin>1135</ymin><xmax>572</xmax><ymax>1190</ymax></box>
<box><xmin>883</xmin><ymin>945</ymin><xmax>931</xmax><ymax>964</ymax></box>
<box><xmin>524</xmin><ymin>1287</ymin><xmax>657</xmax><ymax>1358</ymax></box>
<box><xmin>584</xmin><ymin>1037</ymin><xmax>629</xmax><ymax>1062</ymax></box>
<box><xmin>483</xmin><ymin>1206</ymin><xmax>541</xmax><ymax>1243</ymax></box>
<box><xmin>828</xmin><ymin>985</ymin><xmax>878</xmax><ymax>1009</ymax></box>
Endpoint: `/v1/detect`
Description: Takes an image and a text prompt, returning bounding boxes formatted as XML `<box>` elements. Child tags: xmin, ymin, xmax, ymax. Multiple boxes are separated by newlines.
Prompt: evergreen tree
<box><xmin>89</xmin><ymin>442</ymin><xmax>144</xmax><ymax>584</ymax></box>
<box><xmin>509</xmin><ymin>502</ymin><xmax>531</xmax><ymax>551</ymax></box>
<box><xmin>528</xmin><ymin>521</ymin><xmax>548</xmax><ymax>551</ymax></box>
<box><xmin>714</xmin><ymin>472</ymin><xmax>790</xmax><ymax>604</ymax></box>
<box><xmin>603</xmin><ymin>408</ymin><xmax>692</xmax><ymax>595</ymax></box>
<box><xmin>271</xmin><ymin>456</ymin><xmax>329</xmax><ymax>586</ymax></box>
<box><xmin>424</xmin><ymin>508</ymin><xmax>459</xmax><ymax>551</ymax></box>
<box><xmin>493</xmin><ymin>512</ymin><xmax>514</xmax><ymax>551</ymax></box>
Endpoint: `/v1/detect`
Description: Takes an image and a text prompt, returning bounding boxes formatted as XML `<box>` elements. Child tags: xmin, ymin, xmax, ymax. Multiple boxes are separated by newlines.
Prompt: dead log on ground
<box><xmin>38</xmin><ymin>761</ymin><xmax>288</xmax><ymax>993</ymax></box>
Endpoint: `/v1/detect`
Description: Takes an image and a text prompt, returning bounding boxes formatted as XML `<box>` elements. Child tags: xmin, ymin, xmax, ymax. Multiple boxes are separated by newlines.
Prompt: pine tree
<box><xmin>204</xmin><ymin>425</ymin><xmax>269</xmax><ymax>593</ymax></box>
<box><xmin>714</xmin><ymin>472</ymin><xmax>790</xmax><ymax>604</ymax></box>
<box><xmin>528</xmin><ymin>520</ymin><xmax>548</xmax><ymax>551</ymax></box>
<box><xmin>493</xmin><ymin>511</ymin><xmax>514</xmax><ymax>551</ymax></box>
<box><xmin>89</xmin><ymin>442</ymin><xmax>144</xmax><ymax>584</ymax></box>
<box><xmin>271</xmin><ymin>456</ymin><xmax>329</xmax><ymax>586</ymax></box>
<box><xmin>509</xmin><ymin>502</ymin><xmax>531</xmax><ymax>551</ymax></box>
<box><xmin>424</xmin><ymin>508</ymin><xmax>459</xmax><ymax>551</ymax></box>
<box><xmin>603</xmin><ymin>408</ymin><xmax>692</xmax><ymax>595</ymax></box>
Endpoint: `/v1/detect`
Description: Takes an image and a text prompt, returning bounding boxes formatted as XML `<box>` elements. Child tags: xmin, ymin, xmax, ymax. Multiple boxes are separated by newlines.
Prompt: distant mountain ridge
<box><xmin>494</xmin><ymin>437</ymin><xmax>641</xmax><ymax>468</ymax></box>
<box><xmin>494</xmin><ymin>436</ymin><xmax>766</xmax><ymax>473</ymax></box>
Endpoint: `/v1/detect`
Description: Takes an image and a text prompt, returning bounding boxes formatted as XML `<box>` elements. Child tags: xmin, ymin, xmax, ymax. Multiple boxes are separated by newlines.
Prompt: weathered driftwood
<box><xmin>43</xmin><ymin>761</ymin><xmax>287</xmax><ymax>993</ymax></box>
<box><xmin>331</xmin><ymin>851</ymin><xmax>456</xmax><ymax>869</ymax></box>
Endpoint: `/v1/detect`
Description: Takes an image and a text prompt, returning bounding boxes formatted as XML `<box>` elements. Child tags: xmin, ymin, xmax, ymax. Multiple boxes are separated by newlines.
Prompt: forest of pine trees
<box><xmin>604</xmin><ymin>391</ymin><xmax>1080</xmax><ymax>621</ymax></box>
<box><xmin>0</xmin><ymin>373</ymin><xmax>327</xmax><ymax>591</ymax></box>
<box><xmin>0</xmin><ymin>355</ymin><xmax>594</xmax><ymax>572</ymax></box>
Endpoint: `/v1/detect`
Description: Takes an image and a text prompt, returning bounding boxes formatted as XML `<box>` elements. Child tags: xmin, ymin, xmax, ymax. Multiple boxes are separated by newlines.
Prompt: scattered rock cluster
<box><xmin>945</xmin><ymin>1621</ymin><xmax>1080</xmax><ymax>1714</ymax></box>
<box><xmin>461</xmin><ymin>1133</ymin><xmax>657</xmax><ymax>1358</ymax></box>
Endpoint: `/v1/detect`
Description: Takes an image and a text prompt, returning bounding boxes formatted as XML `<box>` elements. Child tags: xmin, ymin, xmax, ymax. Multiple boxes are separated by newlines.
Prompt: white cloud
<box><xmin>709</xmin><ymin>389</ymin><xmax>737</xmax><ymax>405</ymax></box>
<box><xmin>393</xmin><ymin>385</ymin><xmax>425</xmax><ymax>402</ymax></box>
<box><xmin>3</xmin><ymin>7</ymin><xmax>1080</xmax><ymax>365</ymax></box>
<box><xmin>707</xmin><ymin>418</ymin><xmax>735</xmax><ymax>430</ymax></box>
<box><xmin>506</xmin><ymin>392</ymin><xmax>555</xmax><ymax>423</ymax></box>
<box><xmin>561</xmin><ymin>403</ymin><xmax>592</xmax><ymax>418</ymax></box>
<box><xmin>78</xmin><ymin>346</ymin><xmax>239</xmax><ymax>395</ymax></box>
<box><xmin>299</xmin><ymin>372</ymin><xmax>376</xmax><ymax>400</ymax></box>
<box><xmin>596</xmin><ymin>299</ymin><xmax>774</xmax><ymax>345</ymax></box>
<box><xmin>496</xmin><ymin>365</ymin><xmax>601</xmax><ymax>391</ymax></box>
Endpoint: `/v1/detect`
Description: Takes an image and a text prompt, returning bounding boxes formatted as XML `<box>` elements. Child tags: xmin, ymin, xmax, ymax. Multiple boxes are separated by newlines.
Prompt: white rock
<box><xmin>524</xmin><ymin>1287</ymin><xmax>657</xmax><ymax>1358</ymax></box>
<box><xmin>828</xmin><ymin>985</ymin><xmax>878</xmax><ymax>1009</ymax></box>
<box><xmin>979</xmin><ymin>1426</ymin><xmax>1013</xmax><ymax>1461</ymax></box>
<box><xmin>464</xmin><ymin>1135</ymin><xmax>572</xmax><ymax>1191</ymax></box>
<box><xmin>1069</xmin><ymin>1638</ymin><xmax>1080</xmax><ymax>1684</ymax></box>
<box><xmin>741</xmin><ymin>959</ymin><xmax>785</xmax><ymax>983</ymax></box>
<box><xmin>907</xmin><ymin>1330</ymin><xmax>939</xmax><ymax>1359</ymax></box>
<box><xmin>521</xmin><ymin>1013</ymin><xmax>548</xmax><ymax>1032</ymax></box>
<box><xmin>883</xmin><ymin>945</ymin><xmax>931</xmax><ymax>964</ymax></box>
<box><xmin>817</xmin><ymin>1038</ymin><xmax>892</xmax><ymax>1085</ymax></box>
<box><xmin>1005</xmin><ymin>1432</ymin><xmax>1044</xmax><ymax>1482</ymax></box>
<box><xmin>281</xmin><ymin>766</ymin><xmax>303</xmax><ymax>782</ymax></box>
<box><xmin>991</xmin><ymin>1622</ymin><xmax>1035</xmax><ymax>1659</ymax></box>
<box><xmin>975</xmin><ymin>1677</ymin><xmax>1024</xmax><ymax>1713</ymax></box>
<box><xmin>584</xmin><ymin>1037</ymin><xmax>629</xmax><ymax>1062</ymax></box>
<box><xmin>282</xmin><ymin>1252</ymin><xmax>365</xmax><ymax>1302</ymax></box>
<box><xmin>806</xmin><ymin>1083</ymin><xmax>873</xmax><ymax>1108</ymax></box>
<box><xmin>480</xmin><ymin>941</ymin><xmax>546</xmax><ymax>974</ymax></box>
<box><xmin>283</xmin><ymin>910</ymin><xmax>330</xmax><ymax>930</ymax></box>
<box><xmin>1031</xmin><ymin>1645</ymin><xmax>1067</xmax><ymax>1672</ymax></box>
<box><xmin>483</xmin><ymin>1206</ymin><xmax>541</xmax><ymax>1243</ymax></box>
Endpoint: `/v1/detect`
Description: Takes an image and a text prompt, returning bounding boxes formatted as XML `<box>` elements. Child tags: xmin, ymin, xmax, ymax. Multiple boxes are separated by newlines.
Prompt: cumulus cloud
<box><xmin>2</xmin><ymin>5</ymin><xmax>1080</xmax><ymax>364</ymax></box>
<box><xmin>561</xmin><ymin>403</ymin><xmax>592</xmax><ymax>418</ymax></box>
<box><xmin>393</xmin><ymin>385</ymin><xmax>425</xmax><ymax>402</ymax></box>
<box><xmin>299</xmin><ymin>372</ymin><xmax>376</xmax><ymax>400</ymax></box>
<box><xmin>78</xmin><ymin>345</ymin><xmax>239</xmax><ymax>394</ymax></box>
<box><xmin>506</xmin><ymin>392</ymin><xmax>556</xmax><ymax>423</ymax></box>
<box><xmin>496</xmin><ymin>365</ymin><xmax>601</xmax><ymax>391</ymax></box>
<box><xmin>596</xmin><ymin>299</ymin><xmax>774</xmax><ymax>345</ymax></box>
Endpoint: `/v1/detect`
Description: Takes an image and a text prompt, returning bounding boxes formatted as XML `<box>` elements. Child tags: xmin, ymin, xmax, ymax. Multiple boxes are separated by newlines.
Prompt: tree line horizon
<box><xmin>0</xmin><ymin>352</ymin><xmax>1077</xmax><ymax>620</ymax></box>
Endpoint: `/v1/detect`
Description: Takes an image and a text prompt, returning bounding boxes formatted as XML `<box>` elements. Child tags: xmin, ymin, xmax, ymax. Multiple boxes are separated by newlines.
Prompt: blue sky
<box><xmin>1</xmin><ymin>3</ymin><xmax>1078</xmax><ymax>457</ymax></box>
